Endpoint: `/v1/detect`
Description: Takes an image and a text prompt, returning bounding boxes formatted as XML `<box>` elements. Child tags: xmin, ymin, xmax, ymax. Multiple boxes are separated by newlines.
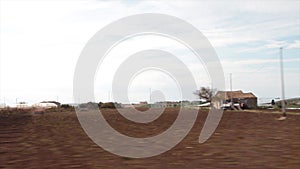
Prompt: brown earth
<box><xmin>0</xmin><ymin>108</ymin><xmax>299</xmax><ymax>169</ymax></box>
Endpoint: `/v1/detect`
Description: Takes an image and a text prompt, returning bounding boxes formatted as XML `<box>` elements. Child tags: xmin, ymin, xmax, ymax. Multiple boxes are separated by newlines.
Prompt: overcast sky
<box><xmin>0</xmin><ymin>0</ymin><xmax>299</xmax><ymax>104</ymax></box>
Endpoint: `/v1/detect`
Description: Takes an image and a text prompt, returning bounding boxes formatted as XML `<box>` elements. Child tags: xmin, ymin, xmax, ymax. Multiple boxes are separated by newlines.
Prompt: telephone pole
<box><xmin>279</xmin><ymin>47</ymin><xmax>286</xmax><ymax>117</ymax></box>
<box><xmin>149</xmin><ymin>88</ymin><xmax>152</xmax><ymax>104</ymax></box>
<box><xmin>230</xmin><ymin>73</ymin><xmax>233</xmax><ymax>104</ymax></box>
<box><xmin>108</xmin><ymin>91</ymin><xmax>111</xmax><ymax>102</ymax></box>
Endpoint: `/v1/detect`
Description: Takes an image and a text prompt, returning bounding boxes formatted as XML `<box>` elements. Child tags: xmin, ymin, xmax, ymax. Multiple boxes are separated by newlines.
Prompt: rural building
<box><xmin>216</xmin><ymin>90</ymin><xmax>257</xmax><ymax>109</ymax></box>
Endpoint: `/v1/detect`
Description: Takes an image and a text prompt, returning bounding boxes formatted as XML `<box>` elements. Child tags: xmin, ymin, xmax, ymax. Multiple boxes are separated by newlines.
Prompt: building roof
<box><xmin>216</xmin><ymin>90</ymin><xmax>257</xmax><ymax>100</ymax></box>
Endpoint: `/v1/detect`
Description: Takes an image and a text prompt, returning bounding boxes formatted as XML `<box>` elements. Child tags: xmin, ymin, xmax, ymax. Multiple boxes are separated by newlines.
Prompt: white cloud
<box><xmin>287</xmin><ymin>40</ymin><xmax>300</xmax><ymax>49</ymax></box>
<box><xmin>263</xmin><ymin>40</ymin><xmax>300</xmax><ymax>50</ymax></box>
<box><xmin>265</xmin><ymin>40</ymin><xmax>288</xmax><ymax>49</ymax></box>
<box><xmin>224</xmin><ymin>58</ymin><xmax>300</xmax><ymax>65</ymax></box>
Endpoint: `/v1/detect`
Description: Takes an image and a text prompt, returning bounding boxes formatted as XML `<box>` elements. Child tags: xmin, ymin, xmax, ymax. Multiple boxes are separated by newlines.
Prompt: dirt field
<box><xmin>1</xmin><ymin>108</ymin><xmax>300</xmax><ymax>169</ymax></box>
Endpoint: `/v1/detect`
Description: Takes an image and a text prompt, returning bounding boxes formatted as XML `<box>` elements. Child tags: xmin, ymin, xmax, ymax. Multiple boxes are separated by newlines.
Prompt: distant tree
<box><xmin>271</xmin><ymin>99</ymin><xmax>275</xmax><ymax>105</ymax></box>
<box><xmin>100</xmin><ymin>102</ymin><xmax>122</xmax><ymax>109</ymax></box>
<box><xmin>61</xmin><ymin>104</ymin><xmax>71</xmax><ymax>109</ymax></box>
<box><xmin>194</xmin><ymin>87</ymin><xmax>214</xmax><ymax>102</ymax></box>
<box><xmin>98</xmin><ymin>102</ymin><xmax>103</xmax><ymax>108</ymax></box>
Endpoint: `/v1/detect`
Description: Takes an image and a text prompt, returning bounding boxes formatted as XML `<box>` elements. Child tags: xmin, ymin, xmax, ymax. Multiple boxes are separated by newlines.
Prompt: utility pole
<box><xmin>230</xmin><ymin>73</ymin><xmax>232</xmax><ymax>91</ymax></box>
<box><xmin>279</xmin><ymin>47</ymin><xmax>286</xmax><ymax>117</ymax></box>
<box><xmin>16</xmin><ymin>98</ymin><xmax>18</xmax><ymax>109</ymax></box>
<box><xmin>108</xmin><ymin>91</ymin><xmax>111</xmax><ymax>102</ymax></box>
<box><xmin>149</xmin><ymin>88</ymin><xmax>152</xmax><ymax>104</ymax></box>
<box><xmin>230</xmin><ymin>73</ymin><xmax>233</xmax><ymax>104</ymax></box>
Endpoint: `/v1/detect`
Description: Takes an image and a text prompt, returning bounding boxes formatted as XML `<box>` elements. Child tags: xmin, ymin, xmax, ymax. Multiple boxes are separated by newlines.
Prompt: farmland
<box><xmin>1</xmin><ymin>108</ymin><xmax>300</xmax><ymax>169</ymax></box>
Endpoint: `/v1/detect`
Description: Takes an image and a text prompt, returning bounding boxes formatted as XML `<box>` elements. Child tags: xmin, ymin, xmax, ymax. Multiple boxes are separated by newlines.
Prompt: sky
<box><xmin>0</xmin><ymin>0</ymin><xmax>299</xmax><ymax>104</ymax></box>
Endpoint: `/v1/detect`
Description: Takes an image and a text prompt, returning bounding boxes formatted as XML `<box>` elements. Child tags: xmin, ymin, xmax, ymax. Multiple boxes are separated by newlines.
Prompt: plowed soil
<box><xmin>1</xmin><ymin>108</ymin><xmax>299</xmax><ymax>169</ymax></box>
